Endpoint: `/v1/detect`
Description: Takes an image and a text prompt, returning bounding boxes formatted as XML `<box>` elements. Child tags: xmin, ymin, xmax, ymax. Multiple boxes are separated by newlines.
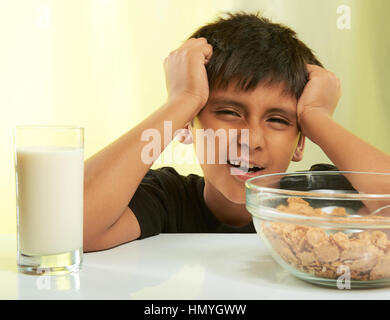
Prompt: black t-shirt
<box><xmin>128</xmin><ymin>164</ymin><xmax>340</xmax><ymax>240</ymax></box>
<box><xmin>128</xmin><ymin>166</ymin><xmax>256</xmax><ymax>239</ymax></box>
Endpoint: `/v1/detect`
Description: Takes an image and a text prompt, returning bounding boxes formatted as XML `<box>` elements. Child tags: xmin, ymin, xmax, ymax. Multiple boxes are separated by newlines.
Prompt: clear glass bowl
<box><xmin>245</xmin><ymin>171</ymin><xmax>390</xmax><ymax>288</ymax></box>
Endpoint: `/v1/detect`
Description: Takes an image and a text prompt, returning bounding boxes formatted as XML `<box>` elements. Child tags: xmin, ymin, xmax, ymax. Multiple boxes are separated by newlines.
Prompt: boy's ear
<box><xmin>291</xmin><ymin>133</ymin><xmax>305</xmax><ymax>162</ymax></box>
<box><xmin>176</xmin><ymin>120</ymin><xmax>193</xmax><ymax>145</ymax></box>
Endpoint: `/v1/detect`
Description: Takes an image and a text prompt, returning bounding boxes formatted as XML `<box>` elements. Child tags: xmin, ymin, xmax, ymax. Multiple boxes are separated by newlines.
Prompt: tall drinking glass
<box><xmin>14</xmin><ymin>126</ymin><xmax>84</xmax><ymax>275</ymax></box>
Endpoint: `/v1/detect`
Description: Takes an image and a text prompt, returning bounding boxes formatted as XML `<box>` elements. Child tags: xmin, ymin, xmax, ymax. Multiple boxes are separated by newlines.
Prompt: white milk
<box><xmin>15</xmin><ymin>146</ymin><xmax>84</xmax><ymax>255</ymax></box>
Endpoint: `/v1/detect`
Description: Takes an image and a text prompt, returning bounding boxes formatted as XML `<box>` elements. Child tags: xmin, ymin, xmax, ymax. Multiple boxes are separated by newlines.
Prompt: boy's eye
<box><xmin>268</xmin><ymin>117</ymin><xmax>290</xmax><ymax>126</ymax></box>
<box><xmin>215</xmin><ymin>110</ymin><xmax>241</xmax><ymax>117</ymax></box>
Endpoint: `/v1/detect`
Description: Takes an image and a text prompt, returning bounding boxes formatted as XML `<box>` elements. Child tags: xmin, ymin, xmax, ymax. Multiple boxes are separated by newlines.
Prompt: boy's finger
<box><xmin>187</xmin><ymin>37</ymin><xmax>213</xmax><ymax>62</ymax></box>
<box><xmin>196</xmin><ymin>41</ymin><xmax>213</xmax><ymax>62</ymax></box>
<box><xmin>306</xmin><ymin>64</ymin><xmax>328</xmax><ymax>80</ymax></box>
<box><xmin>306</xmin><ymin>64</ymin><xmax>324</xmax><ymax>73</ymax></box>
<box><xmin>203</xmin><ymin>44</ymin><xmax>213</xmax><ymax>62</ymax></box>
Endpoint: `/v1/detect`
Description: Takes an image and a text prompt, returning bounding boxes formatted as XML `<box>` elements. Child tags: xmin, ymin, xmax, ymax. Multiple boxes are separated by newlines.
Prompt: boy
<box><xmin>83</xmin><ymin>12</ymin><xmax>390</xmax><ymax>252</ymax></box>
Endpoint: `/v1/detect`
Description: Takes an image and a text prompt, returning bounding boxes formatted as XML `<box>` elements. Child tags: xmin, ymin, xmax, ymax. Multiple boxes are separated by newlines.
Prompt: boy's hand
<box><xmin>164</xmin><ymin>37</ymin><xmax>213</xmax><ymax>111</ymax></box>
<box><xmin>297</xmin><ymin>64</ymin><xmax>342</xmax><ymax>136</ymax></box>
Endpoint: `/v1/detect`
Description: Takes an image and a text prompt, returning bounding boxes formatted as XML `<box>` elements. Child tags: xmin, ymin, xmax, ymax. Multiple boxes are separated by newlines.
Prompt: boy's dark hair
<box><xmin>189</xmin><ymin>12</ymin><xmax>323</xmax><ymax>99</ymax></box>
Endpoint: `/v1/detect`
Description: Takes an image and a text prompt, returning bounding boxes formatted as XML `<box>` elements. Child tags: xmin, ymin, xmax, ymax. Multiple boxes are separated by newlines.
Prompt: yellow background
<box><xmin>1</xmin><ymin>0</ymin><xmax>389</xmax><ymax>234</ymax></box>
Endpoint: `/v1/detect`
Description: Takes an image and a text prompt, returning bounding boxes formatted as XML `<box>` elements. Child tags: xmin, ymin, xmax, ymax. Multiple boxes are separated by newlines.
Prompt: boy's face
<box><xmin>189</xmin><ymin>81</ymin><xmax>305</xmax><ymax>204</ymax></box>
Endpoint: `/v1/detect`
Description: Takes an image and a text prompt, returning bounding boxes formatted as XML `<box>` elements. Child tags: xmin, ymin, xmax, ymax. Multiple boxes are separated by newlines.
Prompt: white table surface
<box><xmin>1</xmin><ymin>233</ymin><xmax>390</xmax><ymax>300</ymax></box>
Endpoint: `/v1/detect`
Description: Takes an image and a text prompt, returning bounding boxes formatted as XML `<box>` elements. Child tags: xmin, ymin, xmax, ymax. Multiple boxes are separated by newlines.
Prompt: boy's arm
<box><xmin>298</xmin><ymin>65</ymin><xmax>390</xmax><ymax>204</ymax></box>
<box><xmin>83</xmin><ymin>38</ymin><xmax>212</xmax><ymax>251</ymax></box>
<box><xmin>301</xmin><ymin>110</ymin><xmax>390</xmax><ymax>175</ymax></box>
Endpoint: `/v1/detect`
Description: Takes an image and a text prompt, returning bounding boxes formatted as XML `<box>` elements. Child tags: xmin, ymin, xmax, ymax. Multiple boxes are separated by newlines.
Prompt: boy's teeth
<box><xmin>229</xmin><ymin>159</ymin><xmax>256</xmax><ymax>168</ymax></box>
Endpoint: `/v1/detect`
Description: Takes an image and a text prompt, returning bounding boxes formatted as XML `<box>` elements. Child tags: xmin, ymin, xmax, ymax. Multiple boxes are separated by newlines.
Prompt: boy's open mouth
<box><xmin>227</xmin><ymin>159</ymin><xmax>264</xmax><ymax>173</ymax></box>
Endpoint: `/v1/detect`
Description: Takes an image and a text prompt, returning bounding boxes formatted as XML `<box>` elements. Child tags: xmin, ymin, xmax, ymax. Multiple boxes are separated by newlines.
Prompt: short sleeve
<box><xmin>128</xmin><ymin>167</ymin><xmax>185</xmax><ymax>239</ymax></box>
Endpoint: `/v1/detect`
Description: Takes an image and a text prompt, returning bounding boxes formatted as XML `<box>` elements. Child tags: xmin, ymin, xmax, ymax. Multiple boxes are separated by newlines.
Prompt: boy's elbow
<box><xmin>83</xmin><ymin>225</ymin><xmax>106</xmax><ymax>252</ymax></box>
<box><xmin>83</xmin><ymin>207</ymin><xmax>141</xmax><ymax>252</ymax></box>
<box><xmin>83</xmin><ymin>233</ymin><xmax>97</xmax><ymax>253</ymax></box>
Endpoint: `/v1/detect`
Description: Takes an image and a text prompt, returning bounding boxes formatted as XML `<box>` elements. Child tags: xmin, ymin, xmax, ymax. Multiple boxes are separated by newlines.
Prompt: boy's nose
<box><xmin>238</xmin><ymin>125</ymin><xmax>265</xmax><ymax>151</ymax></box>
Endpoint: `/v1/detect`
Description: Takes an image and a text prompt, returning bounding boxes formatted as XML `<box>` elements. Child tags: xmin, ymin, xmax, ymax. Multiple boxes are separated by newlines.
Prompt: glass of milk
<box><xmin>14</xmin><ymin>126</ymin><xmax>84</xmax><ymax>275</ymax></box>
